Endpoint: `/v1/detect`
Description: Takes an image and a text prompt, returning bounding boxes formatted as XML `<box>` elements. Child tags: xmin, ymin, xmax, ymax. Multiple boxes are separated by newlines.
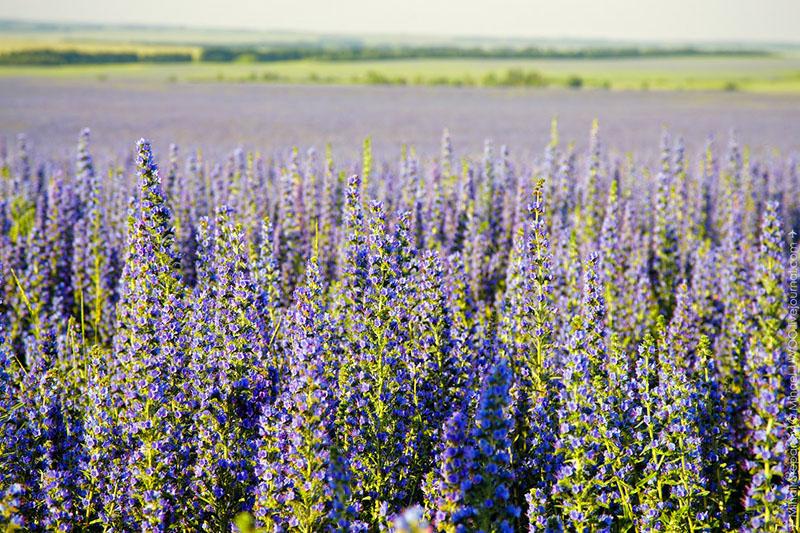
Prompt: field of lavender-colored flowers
<box><xmin>2</xmin><ymin>78</ymin><xmax>800</xmax><ymax>159</ymax></box>
<box><xmin>0</xmin><ymin>94</ymin><xmax>797</xmax><ymax>531</ymax></box>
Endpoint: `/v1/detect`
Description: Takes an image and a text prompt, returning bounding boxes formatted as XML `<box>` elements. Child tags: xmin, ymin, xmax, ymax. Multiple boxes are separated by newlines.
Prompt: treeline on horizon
<box><xmin>0</xmin><ymin>49</ymin><xmax>193</xmax><ymax>66</ymax></box>
<box><xmin>0</xmin><ymin>43</ymin><xmax>769</xmax><ymax>66</ymax></box>
<box><xmin>199</xmin><ymin>44</ymin><xmax>768</xmax><ymax>62</ymax></box>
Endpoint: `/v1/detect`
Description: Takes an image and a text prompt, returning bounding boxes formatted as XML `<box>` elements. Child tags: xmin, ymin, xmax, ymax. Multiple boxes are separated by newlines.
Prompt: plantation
<box><xmin>0</xmin><ymin>123</ymin><xmax>796</xmax><ymax>531</ymax></box>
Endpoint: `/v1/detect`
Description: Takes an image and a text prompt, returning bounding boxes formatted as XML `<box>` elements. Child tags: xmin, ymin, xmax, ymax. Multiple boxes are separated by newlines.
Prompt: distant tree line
<box><xmin>0</xmin><ymin>44</ymin><xmax>768</xmax><ymax>66</ymax></box>
<box><xmin>199</xmin><ymin>44</ymin><xmax>768</xmax><ymax>63</ymax></box>
<box><xmin>0</xmin><ymin>49</ymin><xmax>193</xmax><ymax>66</ymax></box>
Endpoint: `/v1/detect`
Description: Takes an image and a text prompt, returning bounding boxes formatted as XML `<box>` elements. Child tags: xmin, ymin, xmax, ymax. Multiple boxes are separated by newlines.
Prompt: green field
<box><xmin>1</xmin><ymin>20</ymin><xmax>799</xmax><ymax>92</ymax></box>
<box><xmin>2</xmin><ymin>55</ymin><xmax>800</xmax><ymax>92</ymax></box>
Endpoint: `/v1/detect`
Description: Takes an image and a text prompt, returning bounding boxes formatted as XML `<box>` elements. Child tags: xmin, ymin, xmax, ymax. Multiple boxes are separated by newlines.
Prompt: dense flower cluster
<box><xmin>0</xmin><ymin>124</ymin><xmax>797</xmax><ymax>531</ymax></box>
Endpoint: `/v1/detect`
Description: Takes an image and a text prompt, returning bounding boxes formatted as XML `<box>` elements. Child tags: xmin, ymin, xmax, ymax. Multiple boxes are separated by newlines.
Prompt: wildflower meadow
<box><xmin>0</xmin><ymin>123</ymin><xmax>797</xmax><ymax>532</ymax></box>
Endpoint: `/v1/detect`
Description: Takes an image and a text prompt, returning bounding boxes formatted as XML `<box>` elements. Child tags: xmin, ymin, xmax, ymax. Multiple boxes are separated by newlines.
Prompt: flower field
<box><xmin>0</xmin><ymin>123</ymin><xmax>796</xmax><ymax>531</ymax></box>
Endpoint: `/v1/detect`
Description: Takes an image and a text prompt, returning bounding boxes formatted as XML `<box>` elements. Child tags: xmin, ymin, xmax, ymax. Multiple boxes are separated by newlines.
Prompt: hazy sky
<box><xmin>2</xmin><ymin>0</ymin><xmax>799</xmax><ymax>43</ymax></box>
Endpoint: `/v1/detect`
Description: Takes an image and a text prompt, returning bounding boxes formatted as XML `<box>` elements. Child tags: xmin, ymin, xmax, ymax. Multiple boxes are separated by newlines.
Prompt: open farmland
<box><xmin>2</xmin><ymin>54</ymin><xmax>800</xmax><ymax>92</ymax></box>
<box><xmin>1</xmin><ymin>21</ymin><xmax>799</xmax><ymax>93</ymax></box>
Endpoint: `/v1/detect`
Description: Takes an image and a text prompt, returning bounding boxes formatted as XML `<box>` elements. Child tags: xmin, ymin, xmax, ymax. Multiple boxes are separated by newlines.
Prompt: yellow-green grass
<box><xmin>0</xmin><ymin>36</ymin><xmax>201</xmax><ymax>58</ymax></box>
<box><xmin>1</xmin><ymin>55</ymin><xmax>799</xmax><ymax>93</ymax></box>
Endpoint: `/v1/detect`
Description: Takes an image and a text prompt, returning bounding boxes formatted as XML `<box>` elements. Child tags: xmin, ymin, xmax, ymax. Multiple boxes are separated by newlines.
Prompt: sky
<box><xmin>1</xmin><ymin>0</ymin><xmax>799</xmax><ymax>43</ymax></box>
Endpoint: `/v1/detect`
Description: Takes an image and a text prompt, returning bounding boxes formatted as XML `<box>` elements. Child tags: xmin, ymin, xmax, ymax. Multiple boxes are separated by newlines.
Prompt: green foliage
<box><xmin>198</xmin><ymin>44</ymin><xmax>770</xmax><ymax>65</ymax></box>
<box><xmin>7</xmin><ymin>197</ymin><xmax>35</xmax><ymax>245</ymax></box>
<box><xmin>0</xmin><ymin>49</ymin><xmax>192</xmax><ymax>65</ymax></box>
<box><xmin>482</xmin><ymin>69</ymin><xmax>547</xmax><ymax>87</ymax></box>
<box><xmin>566</xmin><ymin>75</ymin><xmax>583</xmax><ymax>88</ymax></box>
